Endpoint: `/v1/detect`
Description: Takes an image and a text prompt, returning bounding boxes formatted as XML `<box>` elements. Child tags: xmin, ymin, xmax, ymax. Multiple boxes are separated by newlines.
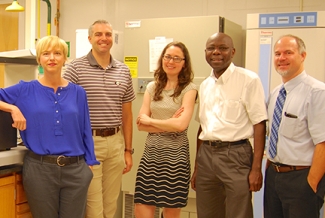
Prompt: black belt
<box><xmin>204</xmin><ymin>139</ymin><xmax>248</xmax><ymax>148</ymax></box>
<box><xmin>92</xmin><ymin>127</ymin><xmax>120</xmax><ymax>137</ymax></box>
<box><xmin>28</xmin><ymin>151</ymin><xmax>84</xmax><ymax>167</ymax></box>
<box><xmin>271</xmin><ymin>162</ymin><xmax>310</xmax><ymax>173</ymax></box>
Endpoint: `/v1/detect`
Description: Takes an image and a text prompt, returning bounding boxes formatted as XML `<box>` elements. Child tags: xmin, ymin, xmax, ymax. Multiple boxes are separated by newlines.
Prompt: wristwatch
<box><xmin>125</xmin><ymin>148</ymin><xmax>134</xmax><ymax>154</ymax></box>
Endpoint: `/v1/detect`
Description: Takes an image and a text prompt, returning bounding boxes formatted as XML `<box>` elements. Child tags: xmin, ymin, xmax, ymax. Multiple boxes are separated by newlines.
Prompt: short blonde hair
<box><xmin>36</xmin><ymin>35</ymin><xmax>68</xmax><ymax>64</ymax></box>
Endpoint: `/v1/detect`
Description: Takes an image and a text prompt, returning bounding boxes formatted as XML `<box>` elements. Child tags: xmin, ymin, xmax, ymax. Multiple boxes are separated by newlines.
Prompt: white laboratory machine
<box><xmin>246</xmin><ymin>11</ymin><xmax>325</xmax><ymax>97</ymax></box>
<box><xmin>245</xmin><ymin>11</ymin><xmax>325</xmax><ymax>218</ymax></box>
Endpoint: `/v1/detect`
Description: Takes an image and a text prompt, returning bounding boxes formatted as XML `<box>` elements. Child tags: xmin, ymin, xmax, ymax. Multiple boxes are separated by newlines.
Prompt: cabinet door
<box><xmin>16</xmin><ymin>202</ymin><xmax>30</xmax><ymax>214</ymax></box>
<box><xmin>15</xmin><ymin>174</ymin><xmax>27</xmax><ymax>204</ymax></box>
<box><xmin>16</xmin><ymin>212</ymin><xmax>32</xmax><ymax>218</ymax></box>
<box><xmin>0</xmin><ymin>175</ymin><xmax>15</xmax><ymax>218</ymax></box>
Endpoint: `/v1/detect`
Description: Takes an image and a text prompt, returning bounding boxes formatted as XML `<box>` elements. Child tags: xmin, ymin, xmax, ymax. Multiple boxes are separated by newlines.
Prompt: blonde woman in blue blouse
<box><xmin>0</xmin><ymin>35</ymin><xmax>99</xmax><ymax>218</ymax></box>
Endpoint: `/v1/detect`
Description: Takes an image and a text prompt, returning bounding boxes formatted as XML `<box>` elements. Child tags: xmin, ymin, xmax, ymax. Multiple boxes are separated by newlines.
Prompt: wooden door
<box><xmin>0</xmin><ymin>4</ymin><xmax>19</xmax><ymax>88</ymax></box>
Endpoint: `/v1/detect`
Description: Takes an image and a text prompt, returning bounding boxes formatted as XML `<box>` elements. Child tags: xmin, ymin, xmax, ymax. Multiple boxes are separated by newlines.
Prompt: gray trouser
<box><xmin>23</xmin><ymin>154</ymin><xmax>93</xmax><ymax>218</ymax></box>
<box><xmin>196</xmin><ymin>141</ymin><xmax>253</xmax><ymax>218</ymax></box>
<box><xmin>264</xmin><ymin>165</ymin><xmax>325</xmax><ymax>218</ymax></box>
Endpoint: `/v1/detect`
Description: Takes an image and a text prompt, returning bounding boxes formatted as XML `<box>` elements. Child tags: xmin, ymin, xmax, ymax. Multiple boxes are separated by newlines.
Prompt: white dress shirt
<box><xmin>198</xmin><ymin>63</ymin><xmax>267</xmax><ymax>141</ymax></box>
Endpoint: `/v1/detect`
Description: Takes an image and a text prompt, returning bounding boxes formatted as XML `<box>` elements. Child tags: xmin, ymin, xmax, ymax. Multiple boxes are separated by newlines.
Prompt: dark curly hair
<box><xmin>153</xmin><ymin>41</ymin><xmax>194</xmax><ymax>101</ymax></box>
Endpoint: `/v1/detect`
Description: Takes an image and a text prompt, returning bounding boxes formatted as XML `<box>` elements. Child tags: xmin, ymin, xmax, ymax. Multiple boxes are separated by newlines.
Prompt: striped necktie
<box><xmin>269</xmin><ymin>86</ymin><xmax>286</xmax><ymax>158</ymax></box>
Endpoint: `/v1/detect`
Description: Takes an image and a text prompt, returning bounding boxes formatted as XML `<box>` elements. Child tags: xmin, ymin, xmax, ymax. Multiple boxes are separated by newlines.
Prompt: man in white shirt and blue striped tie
<box><xmin>264</xmin><ymin>34</ymin><xmax>325</xmax><ymax>218</ymax></box>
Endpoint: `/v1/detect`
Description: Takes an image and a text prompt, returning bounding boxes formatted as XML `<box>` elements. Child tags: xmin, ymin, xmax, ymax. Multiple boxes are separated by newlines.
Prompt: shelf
<box><xmin>0</xmin><ymin>146</ymin><xmax>28</xmax><ymax>167</ymax></box>
<box><xmin>0</xmin><ymin>49</ymin><xmax>37</xmax><ymax>65</ymax></box>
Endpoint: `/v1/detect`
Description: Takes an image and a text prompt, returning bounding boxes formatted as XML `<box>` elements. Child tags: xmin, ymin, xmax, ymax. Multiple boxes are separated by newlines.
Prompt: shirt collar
<box><xmin>283</xmin><ymin>71</ymin><xmax>307</xmax><ymax>93</ymax></box>
<box><xmin>209</xmin><ymin>62</ymin><xmax>235</xmax><ymax>84</ymax></box>
<box><xmin>86</xmin><ymin>50</ymin><xmax>116</xmax><ymax>68</ymax></box>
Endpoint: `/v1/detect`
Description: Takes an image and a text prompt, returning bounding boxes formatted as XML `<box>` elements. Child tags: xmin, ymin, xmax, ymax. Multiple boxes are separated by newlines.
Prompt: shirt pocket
<box><xmin>221</xmin><ymin>99</ymin><xmax>243</xmax><ymax>123</ymax></box>
<box><xmin>279</xmin><ymin>116</ymin><xmax>300</xmax><ymax>138</ymax></box>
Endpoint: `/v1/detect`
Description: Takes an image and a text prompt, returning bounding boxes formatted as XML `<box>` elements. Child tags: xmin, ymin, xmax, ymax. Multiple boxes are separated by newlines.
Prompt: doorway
<box><xmin>0</xmin><ymin>4</ymin><xmax>19</xmax><ymax>88</ymax></box>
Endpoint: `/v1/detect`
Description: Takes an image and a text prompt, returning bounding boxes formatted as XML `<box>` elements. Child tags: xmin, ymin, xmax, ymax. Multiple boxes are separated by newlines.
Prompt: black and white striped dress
<box><xmin>134</xmin><ymin>82</ymin><xmax>196</xmax><ymax>208</ymax></box>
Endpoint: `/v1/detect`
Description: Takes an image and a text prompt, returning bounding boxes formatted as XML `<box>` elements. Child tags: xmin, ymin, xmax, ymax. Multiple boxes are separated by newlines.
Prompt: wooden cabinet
<box><xmin>15</xmin><ymin>173</ymin><xmax>32</xmax><ymax>218</ymax></box>
<box><xmin>0</xmin><ymin>174</ymin><xmax>15</xmax><ymax>218</ymax></box>
<box><xmin>0</xmin><ymin>172</ymin><xmax>32</xmax><ymax>218</ymax></box>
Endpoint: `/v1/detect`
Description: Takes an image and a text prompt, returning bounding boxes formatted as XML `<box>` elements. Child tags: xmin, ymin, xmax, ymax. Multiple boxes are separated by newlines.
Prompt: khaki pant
<box><xmin>86</xmin><ymin>131</ymin><xmax>125</xmax><ymax>218</ymax></box>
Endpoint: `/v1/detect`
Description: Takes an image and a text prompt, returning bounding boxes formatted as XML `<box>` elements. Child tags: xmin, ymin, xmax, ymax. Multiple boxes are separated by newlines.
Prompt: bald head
<box><xmin>273</xmin><ymin>34</ymin><xmax>306</xmax><ymax>82</ymax></box>
<box><xmin>275</xmin><ymin>34</ymin><xmax>306</xmax><ymax>54</ymax></box>
<box><xmin>205</xmin><ymin>32</ymin><xmax>235</xmax><ymax>77</ymax></box>
<box><xmin>206</xmin><ymin>32</ymin><xmax>234</xmax><ymax>48</ymax></box>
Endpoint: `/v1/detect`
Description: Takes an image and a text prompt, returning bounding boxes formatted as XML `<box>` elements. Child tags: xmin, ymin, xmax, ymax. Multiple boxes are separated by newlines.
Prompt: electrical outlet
<box><xmin>138</xmin><ymin>78</ymin><xmax>153</xmax><ymax>93</ymax></box>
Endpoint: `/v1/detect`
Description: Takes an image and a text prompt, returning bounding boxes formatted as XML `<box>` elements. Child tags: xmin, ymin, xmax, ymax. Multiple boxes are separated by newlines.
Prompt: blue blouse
<box><xmin>0</xmin><ymin>80</ymin><xmax>99</xmax><ymax>165</ymax></box>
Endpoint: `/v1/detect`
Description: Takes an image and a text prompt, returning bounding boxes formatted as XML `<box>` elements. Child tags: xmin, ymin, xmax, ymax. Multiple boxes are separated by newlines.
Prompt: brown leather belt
<box><xmin>204</xmin><ymin>139</ymin><xmax>248</xmax><ymax>148</ymax></box>
<box><xmin>28</xmin><ymin>151</ymin><xmax>84</xmax><ymax>167</ymax></box>
<box><xmin>272</xmin><ymin>163</ymin><xmax>310</xmax><ymax>173</ymax></box>
<box><xmin>92</xmin><ymin>127</ymin><xmax>120</xmax><ymax>137</ymax></box>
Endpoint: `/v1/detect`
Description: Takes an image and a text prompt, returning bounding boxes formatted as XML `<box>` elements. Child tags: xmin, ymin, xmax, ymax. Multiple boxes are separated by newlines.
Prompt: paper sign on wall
<box><xmin>124</xmin><ymin>56</ymin><xmax>138</xmax><ymax>78</ymax></box>
<box><xmin>149</xmin><ymin>37</ymin><xmax>173</xmax><ymax>73</ymax></box>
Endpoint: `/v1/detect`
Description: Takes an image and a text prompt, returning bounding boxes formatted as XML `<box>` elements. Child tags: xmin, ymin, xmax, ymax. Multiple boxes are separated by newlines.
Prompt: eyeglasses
<box><xmin>205</xmin><ymin>46</ymin><xmax>231</xmax><ymax>53</ymax></box>
<box><xmin>163</xmin><ymin>55</ymin><xmax>185</xmax><ymax>63</ymax></box>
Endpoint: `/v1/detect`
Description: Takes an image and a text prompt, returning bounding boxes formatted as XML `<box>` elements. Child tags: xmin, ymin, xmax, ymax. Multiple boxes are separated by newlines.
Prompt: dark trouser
<box><xmin>264</xmin><ymin>165</ymin><xmax>325</xmax><ymax>218</ymax></box>
<box><xmin>22</xmin><ymin>153</ymin><xmax>93</xmax><ymax>218</ymax></box>
<box><xmin>196</xmin><ymin>141</ymin><xmax>253</xmax><ymax>218</ymax></box>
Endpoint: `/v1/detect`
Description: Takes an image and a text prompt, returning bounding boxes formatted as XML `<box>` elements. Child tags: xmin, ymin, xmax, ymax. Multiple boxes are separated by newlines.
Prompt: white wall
<box><xmin>3</xmin><ymin>0</ymin><xmax>325</xmax><ymax>58</ymax></box>
<box><xmin>57</xmin><ymin>0</ymin><xmax>325</xmax><ymax>59</ymax></box>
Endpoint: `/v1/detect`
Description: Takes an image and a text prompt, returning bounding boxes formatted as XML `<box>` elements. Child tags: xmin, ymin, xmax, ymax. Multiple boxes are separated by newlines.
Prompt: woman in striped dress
<box><xmin>134</xmin><ymin>41</ymin><xmax>197</xmax><ymax>218</ymax></box>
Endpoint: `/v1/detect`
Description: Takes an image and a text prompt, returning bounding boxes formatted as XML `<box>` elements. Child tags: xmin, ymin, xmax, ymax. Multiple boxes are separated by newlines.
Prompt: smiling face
<box><xmin>205</xmin><ymin>33</ymin><xmax>235</xmax><ymax>78</ymax></box>
<box><xmin>274</xmin><ymin>36</ymin><xmax>306</xmax><ymax>82</ymax></box>
<box><xmin>39</xmin><ymin>47</ymin><xmax>66</xmax><ymax>74</ymax></box>
<box><xmin>162</xmin><ymin>45</ymin><xmax>185</xmax><ymax>77</ymax></box>
<box><xmin>88</xmin><ymin>22</ymin><xmax>113</xmax><ymax>55</ymax></box>
<box><xmin>36</xmin><ymin>36</ymin><xmax>68</xmax><ymax>75</ymax></box>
